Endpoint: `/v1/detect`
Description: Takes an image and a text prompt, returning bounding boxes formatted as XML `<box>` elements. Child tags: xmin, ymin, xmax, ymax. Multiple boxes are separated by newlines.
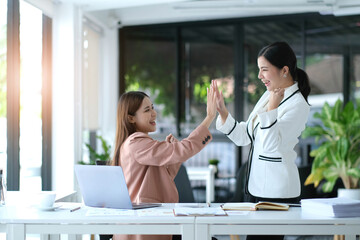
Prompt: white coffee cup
<box><xmin>38</xmin><ymin>192</ymin><xmax>56</xmax><ymax>208</ymax></box>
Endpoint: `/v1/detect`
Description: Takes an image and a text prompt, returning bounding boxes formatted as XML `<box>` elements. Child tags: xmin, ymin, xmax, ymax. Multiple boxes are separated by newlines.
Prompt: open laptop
<box><xmin>74</xmin><ymin>165</ymin><xmax>161</xmax><ymax>209</ymax></box>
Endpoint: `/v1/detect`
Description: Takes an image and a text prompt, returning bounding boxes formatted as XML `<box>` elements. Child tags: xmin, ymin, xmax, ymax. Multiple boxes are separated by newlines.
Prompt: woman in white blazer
<box><xmin>213</xmin><ymin>42</ymin><xmax>311</xmax><ymax>240</ymax></box>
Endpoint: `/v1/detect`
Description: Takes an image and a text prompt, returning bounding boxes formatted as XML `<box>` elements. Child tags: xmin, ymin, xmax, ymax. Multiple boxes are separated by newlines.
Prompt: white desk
<box><xmin>0</xmin><ymin>203</ymin><xmax>195</xmax><ymax>240</ymax></box>
<box><xmin>187</xmin><ymin>166</ymin><xmax>216</xmax><ymax>203</ymax></box>
<box><xmin>195</xmin><ymin>207</ymin><xmax>360</xmax><ymax>240</ymax></box>
<box><xmin>2</xmin><ymin>203</ymin><xmax>360</xmax><ymax>240</ymax></box>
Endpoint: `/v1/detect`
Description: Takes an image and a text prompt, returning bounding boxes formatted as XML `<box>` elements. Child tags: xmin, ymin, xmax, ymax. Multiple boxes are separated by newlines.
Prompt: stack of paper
<box><xmin>173</xmin><ymin>207</ymin><xmax>227</xmax><ymax>216</ymax></box>
<box><xmin>301</xmin><ymin>197</ymin><xmax>360</xmax><ymax>218</ymax></box>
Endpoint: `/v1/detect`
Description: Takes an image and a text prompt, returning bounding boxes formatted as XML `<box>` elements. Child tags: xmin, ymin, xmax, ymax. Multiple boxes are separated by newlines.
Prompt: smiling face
<box><xmin>257</xmin><ymin>56</ymin><xmax>292</xmax><ymax>91</ymax></box>
<box><xmin>128</xmin><ymin>97</ymin><xmax>157</xmax><ymax>134</ymax></box>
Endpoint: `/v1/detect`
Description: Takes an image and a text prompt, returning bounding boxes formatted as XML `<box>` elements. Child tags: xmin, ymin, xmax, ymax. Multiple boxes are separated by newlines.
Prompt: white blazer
<box><xmin>216</xmin><ymin>82</ymin><xmax>310</xmax><ymax>199</ymax></box>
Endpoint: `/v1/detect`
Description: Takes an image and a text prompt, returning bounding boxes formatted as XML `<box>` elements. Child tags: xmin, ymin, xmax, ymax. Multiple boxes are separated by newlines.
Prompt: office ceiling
<box><xmin>57</xmin><ymin>0</ymin><xmax>360</xmax><ymax>27</ymax></box>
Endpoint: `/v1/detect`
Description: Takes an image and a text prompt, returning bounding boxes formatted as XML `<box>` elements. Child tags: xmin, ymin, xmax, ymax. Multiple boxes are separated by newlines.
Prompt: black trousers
<box><xmin>244</xmin><ymin>193</ymin><xmax>300</xmax><ymax>240</ymax></box>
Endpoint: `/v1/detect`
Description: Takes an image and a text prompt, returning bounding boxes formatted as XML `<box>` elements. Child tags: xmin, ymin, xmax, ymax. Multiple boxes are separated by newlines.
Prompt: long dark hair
<box><xmin>112</xmin><ymin>91</ymin><xmax>149</xmax><ymax>166</ymax></box>
<box><xmin>258</xmin><ymin>42</ymin><xmax>311</xmax><ymax>103</ymax></box>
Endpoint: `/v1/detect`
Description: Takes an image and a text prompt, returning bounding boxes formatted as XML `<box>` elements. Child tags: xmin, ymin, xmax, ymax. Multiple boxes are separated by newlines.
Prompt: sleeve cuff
<box><xmin>216</xmin><ymin>113</ymin><xmax>236</xmax><ymax>134</ymax></box>
<box><xmin>258</xmin><ymin>108</ymin><xmax>278</xmax><ymax>129</ymax></box>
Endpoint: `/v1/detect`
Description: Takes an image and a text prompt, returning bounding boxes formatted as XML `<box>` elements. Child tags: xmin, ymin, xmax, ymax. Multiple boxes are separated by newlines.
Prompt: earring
<box><xmin>283</xmin><ymin>74</ymin><xmax>287</xmax><ymax>78</ymax></box>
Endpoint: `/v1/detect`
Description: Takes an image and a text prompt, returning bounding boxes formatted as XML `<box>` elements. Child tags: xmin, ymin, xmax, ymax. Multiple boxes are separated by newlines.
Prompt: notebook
<box><xmin>74</xmin><ymin>165</ymin><xmax>161</xmax><ymax>209</ymax></box>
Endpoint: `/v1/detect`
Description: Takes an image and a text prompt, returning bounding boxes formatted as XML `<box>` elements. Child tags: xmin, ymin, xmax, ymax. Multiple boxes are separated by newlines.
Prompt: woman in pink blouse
<box><xmin>112</xmin><ymin>87</ymin><xmax>216</xmax><ymax>240</ymax></box>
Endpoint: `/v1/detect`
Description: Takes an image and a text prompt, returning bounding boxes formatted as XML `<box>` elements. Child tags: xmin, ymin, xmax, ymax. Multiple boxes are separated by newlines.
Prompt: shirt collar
<box><xmin>283</xmin><ymin>82</ymin><xmax>299</xmax><ymax>99</ymax></box>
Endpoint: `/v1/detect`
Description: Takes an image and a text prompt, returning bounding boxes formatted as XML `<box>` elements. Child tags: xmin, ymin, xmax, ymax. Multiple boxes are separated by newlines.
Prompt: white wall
<box><xmin>52</xmin><ymin>5</ymin><xmax>119</xmax><ymax>192</ymax></box>
<box><xmin>82</xmin><ymin>12</ymin><xmax>119</xmax><ymax>150</ymax></box>
<box><xmin>99</xmin><ymin>27</ymin><xmax>118</xmax><ymax>147</ymax></box>
<box><xmin>52</xmin><ymin>2</ymin><xmax>78</xmax><ymax>192</ymax></box>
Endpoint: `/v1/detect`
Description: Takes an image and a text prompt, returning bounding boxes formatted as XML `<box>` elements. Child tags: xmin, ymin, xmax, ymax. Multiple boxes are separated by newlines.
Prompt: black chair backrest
<box><xmin>174</xmin><ymin>164</ymin><xmax>195</xmax><ymax>203</ymax></box>
<box><xmin>230</xmin><ymin>161</ymin><xmax>248</xmax><ymax>202</ymax></box>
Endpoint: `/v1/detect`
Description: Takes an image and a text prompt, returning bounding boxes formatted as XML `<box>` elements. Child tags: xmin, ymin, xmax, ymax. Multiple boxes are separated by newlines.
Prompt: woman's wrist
<box><xmin>201</xmin><ymin>115</ymin><xmax>215</xmax><ymax>129</ymax></box>
<box><xmin>219</xmin><ymin>109</ymin><xmax>229</xmax><ymax>124</ymax></box>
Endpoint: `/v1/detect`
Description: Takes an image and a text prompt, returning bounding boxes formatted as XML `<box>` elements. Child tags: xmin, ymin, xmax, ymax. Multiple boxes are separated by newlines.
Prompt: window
<box><xmin>180</xmin><ymin>26</ymin><xmax>235</xmax><ymax>133</ymax></box>
<box><xmin>19</xmin><ymin>0</ymin><xmax>43</xmax><ymax>191</ymax></box>
<box><xmin>180</xmin><ymin>25</ymin><xmax>236</xmax><ymax>175</ymax></box>
<box><xmin>81</xmin><ymin>18</ymin><xmax>103</xmax><ymax>164</ymax></box>
<box><xmin>5</xmin><ymin>0</ymin><xmax>52</xmax><ymax>191</ymax></box>
<box><xmin>352</xmin><ymin>54</ymin><xmax>360</xmax><ymax>105</ymax></box>
<box><xmin>123</xmin><ymin>27</ymin><xmax>177</xmax><ymax>134</ymax></box>
<box><xmin>0</xmin><ymin>0</ymin><xmax>7</xmax><ymax>176</ymax></box>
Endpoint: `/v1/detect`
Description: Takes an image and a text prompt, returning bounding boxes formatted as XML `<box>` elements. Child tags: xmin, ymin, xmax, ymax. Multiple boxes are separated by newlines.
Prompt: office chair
<box><xmin>230</xmin><ymin>161</ymin><xmax>248</xmax><ymax>202</ymax></box>
<box><xmin>174</xmin><ymin>164</ymin><xmax>195</xmax><ymax>203</ymax></box>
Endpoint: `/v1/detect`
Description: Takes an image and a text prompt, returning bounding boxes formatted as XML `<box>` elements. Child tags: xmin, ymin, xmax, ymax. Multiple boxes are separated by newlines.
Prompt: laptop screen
<box><xmin>75</xmin><ymin>165</ymin><xmax>133</xmax><ymax>209</ymax></box>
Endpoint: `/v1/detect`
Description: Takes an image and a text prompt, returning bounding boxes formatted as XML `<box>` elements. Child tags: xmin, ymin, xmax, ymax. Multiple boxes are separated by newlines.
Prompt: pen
<box><xmin>70</xmin><ymin>206</ymin><xmax>81</xmax><ymax>212</ymax></box>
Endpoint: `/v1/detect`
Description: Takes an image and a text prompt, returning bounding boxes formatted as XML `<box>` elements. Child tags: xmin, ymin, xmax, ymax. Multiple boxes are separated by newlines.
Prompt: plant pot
<box><xmin>209</xmin><ymin>164</ymin><xmax>218</xmax><ymax>178</ymax></box>
<box><xmin>95</xmin><ymin>160</ymin><xmax>109</xmax><ymax>166</ymax></box>
<box><xmin>337</xmin><ymin>188</ymin><xmax>360</xmax><ymax>200</ymax></box>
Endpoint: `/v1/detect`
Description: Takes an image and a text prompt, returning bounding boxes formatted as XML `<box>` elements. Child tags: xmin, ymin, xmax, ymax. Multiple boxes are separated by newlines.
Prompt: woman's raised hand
<box><xmin>206</xmin><ymin>82</ymin><xmax>217</xmax><ymax>120</ymax></box>
<box><xmin>268</xmin><ymin>87</ymin><xmax>285</xmax><ymax>111</ymax></box>
<box><xmin>199</xmin><ymin>81</ymin><xmax>217</xmax><ymax>129</ymax></box>
<box><xmin>166</xmin><ymin>133</ymin><xmax>178</xmax><ymax>143</ymax></box>
<box><xmin>211</xmin><ymin>80</ymin><xmax>228</xmax><ymax>124</ymax></box>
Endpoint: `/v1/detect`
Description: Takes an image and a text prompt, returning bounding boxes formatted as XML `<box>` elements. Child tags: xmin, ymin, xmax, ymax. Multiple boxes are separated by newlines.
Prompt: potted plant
<box><xmin>78</xmin><ymin>135</ymin><xmax>112</xmax><ymax>165</ymax></box>
<box><xmin>301</xmin><ymin>99</ymin><xmax>360</xmax><ymax>198</ymax></box>
<box><xmin>208</xmin><ymin>158</ymin><xmax>220</xmax><ymax>177</ymax></box>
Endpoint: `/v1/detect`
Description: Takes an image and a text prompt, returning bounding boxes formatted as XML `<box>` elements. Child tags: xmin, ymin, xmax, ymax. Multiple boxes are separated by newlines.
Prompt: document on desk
<box><xmin>137</xmin><ymin>208</ymin><xmax>174</xmax><ymax>217</ymax></box>
<box><xmin>225</xmin><ymin>210</ymin><xmax>251</xmax><ymax>216</ymax></box>
<box><xmin>301</xmin><ymin>197</ymin><xmax>360</xmax><ymax>217</ymax></box>
<box><xmin>173</xmin><ymin>207</ymin><xmax>227</xmax><ymax>216</ymax></box>
<box><xmin>85</xmin><ymin>207</ymin><xmax>136</xmax><ymax>217</ymax></box>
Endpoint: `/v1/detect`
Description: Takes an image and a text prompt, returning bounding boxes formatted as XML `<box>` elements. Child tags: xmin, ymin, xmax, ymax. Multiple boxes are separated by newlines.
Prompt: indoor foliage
<box><xmin>302</xmin><ymin>99</ymin><xmax>360</xmax><ymax>192</ymax></box>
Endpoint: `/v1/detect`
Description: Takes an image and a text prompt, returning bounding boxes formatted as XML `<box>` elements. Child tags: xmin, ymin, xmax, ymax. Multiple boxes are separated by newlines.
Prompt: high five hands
<box><xmin>211</xmin><ymin>80</ymin><xmax>228</xmax><ymax>124</ymax></box>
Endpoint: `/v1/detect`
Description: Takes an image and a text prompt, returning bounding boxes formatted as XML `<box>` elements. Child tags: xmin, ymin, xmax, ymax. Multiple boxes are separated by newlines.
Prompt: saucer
<box><xmin>38</xmin><ymin>203</ymin><xmax>62</xmax><ymax>211</ymax></box>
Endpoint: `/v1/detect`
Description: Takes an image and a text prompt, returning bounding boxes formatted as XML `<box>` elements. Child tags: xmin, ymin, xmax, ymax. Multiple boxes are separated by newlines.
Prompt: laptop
<box><xmin>74</xmin><ymin>165</ymin><xmax>161</xmax><ymax>209</ymax></box>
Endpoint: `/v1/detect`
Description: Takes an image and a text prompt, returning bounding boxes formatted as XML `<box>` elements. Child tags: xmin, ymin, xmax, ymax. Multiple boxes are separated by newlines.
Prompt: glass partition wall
<box><xmin>4</xmin><ymin>0</ymin><xmax>52</xmax><ymax>191</ymax></box>
<box><xmin>0</xmin><ymin>0</ymin><xmax>7</xmax><ymax>177</ymax></box>
<box><xmin>123</xmin><ymin>27</ymin><xmax>177</xmax><ymax>135</ymax></box>
<box><xmin>120</xmin><ymin>13</ymin><xmax>360</xmax><ymax>202</ymax></box>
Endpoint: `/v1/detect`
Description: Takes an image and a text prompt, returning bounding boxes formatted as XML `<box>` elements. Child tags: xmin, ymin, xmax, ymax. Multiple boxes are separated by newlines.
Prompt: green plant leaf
<box><xmin>321</xmin><ymin>102</ymin><xmax>332</xmax><ymax>128</ymax></box>
<box><xmin>322</xmin><ymin>180</ymin><xmax>336</xmax><ymax>193</ymax></box>
<box><xmin>310</xmin><ymin>148</ymin><xmax>325</xmax><ymax>169</ymax></box>
<box><xmin>83</xmin><ymin>135</ymin><xmax>112</xmax><ymax>164</ymax></box>
<box><xmin>301</xmin><ymin>126</ymin><xmax>328</xmax><ymax>141</ymax></box>
<box><xmin>329</xmin><ymin>121</ymin><xmax>345</xmax><ymax>137</ymax></box>
<box><xmin>305</xmin><ymin>167</ymin><xmax>326</xmax><ymax>187</ymax></box>
<box><xmin>331</xmin><ymin>99</ymin><xmax>342</xmax><ymax>121</ymax></box>
<box><xmin>323</xmin><ymin>167</ymin><xmax>339</xmax><ymax>180</ymax></box>
<box><xmin>326</xmin><ymin>147</ymin><xmax>341</xmax><ymax>168</ymax></box>
<box><xmin>347</xmin><ymin>168</ymin><xmax>360</xmax><ymax>178</ymax></box>
<box><xmin>337</xmin><ymin>137</ymin><xmax>349</xmax><ymax>161</ymax></box>
<box><xmin>313</xmin><ymin>112</ymin><xmax>322</xmax><ymax>120</ymax></box>
<box><xmin>342</xmin><ymin>101</ymin><xmax>355</xmax><ymax>124</ymax></box>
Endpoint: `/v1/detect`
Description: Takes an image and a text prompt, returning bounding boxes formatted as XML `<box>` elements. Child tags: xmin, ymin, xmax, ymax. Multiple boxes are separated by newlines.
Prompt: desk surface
<box><xmin>1</xmin><ymin>203</ymin><xmax>196</xmax><ymax>240</ymax></box>
<box><xmin>0</xmin><ymin>203</ymin><xmax>194</xmax><ymax>224</ymax></box>
<box><xmin>1</xmin><ymin>203</ymin><xmax>360</xmax><ymax>240</ymax></box>
<box><xmin>196</xmin><ymin>206</ymin><xmax>360</xmax><ymax>224</ymax></box>
<box><xmin>195</xmin><ymin>206</ymin><xmax>360</xmax><ymax>240</ymax></box>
